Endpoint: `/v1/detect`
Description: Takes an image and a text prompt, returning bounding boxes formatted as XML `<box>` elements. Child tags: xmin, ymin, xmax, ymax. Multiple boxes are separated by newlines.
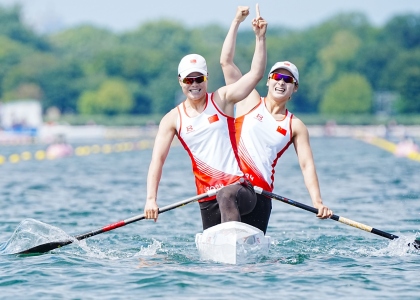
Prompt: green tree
<box><xmin>267</xmin><ymin>13</ymin><xmax>371</xmax><ymax>113</ymax></box>
<box><xmin>125</xmin><ymin>80</ymin><xmax>152</xmax><ymax>114</ymax></box>
<box><xmin>49</xmin><ymin>25</ymin><xmax>118</xmax><ymax>60</ymax></box>
<box><xmin>354</xmin><ymin>39</ymin><xmax>395</xmax><ymax>91</ymax></box>
<box><xmin>77</xmin><ymin>79</ymin><xmax>134</xmax><ymax>115</ymax></box>
<box><xmin>382</xmin><ymin>14</ymin><xmax>420</xmax><ymax>49</ymax></box>
<box><xmin>2</xmin><ymin>52</ymin><xmax>83</xmax><ymax>112</ymax></box>
<box><xmin>1</xmin><ymin>5</ymin><xmax>419</xmax><ymax>119</ymax></box>
<box><xmin>0</xmin><ymin>5</ymin><xmax>49</xmax><ymax>50</ymax></box>
<box><xmin>2</xmin><ymin>82</ymin><xmax>43</xmax><ymax>101</ymax></box>
<box><xmin>382</xmin><ymin>49</ymin><xmax>420</xmax><ymax>113</ymax></box>
<box><xmin>0</xmin><ymin>35</ymin><xmax>37</xmax><ymax>97</ymax></box>
<box><xmin>77</xmin><ymin>90</ymin><xmax>97</xmax><ymax>115</ymax></box>
<box><xmin>318</xmin><ymin>30</ymin><xmax>361</xmax><ymax>78</ymax></box>
<box><xmin>320</xmin><ymin>73</ymin><xmax>373</xmax><ymax>114</ymax></box>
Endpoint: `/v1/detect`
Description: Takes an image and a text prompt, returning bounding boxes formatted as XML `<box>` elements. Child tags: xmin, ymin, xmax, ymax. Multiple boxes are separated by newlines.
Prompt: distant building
<box><xmin>0</xmin><ymin>100</ymin><xmax>42</xmax><ymax>137</ymax></box>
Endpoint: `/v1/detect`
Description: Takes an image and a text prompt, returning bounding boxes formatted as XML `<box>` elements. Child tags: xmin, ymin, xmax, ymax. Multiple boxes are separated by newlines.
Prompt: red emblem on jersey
<box><xmin>208</xmin><ymin>114</ymin><xmax>219</xmax><ymax>124</ymax></box>
<box><xmin>277</xmin><ymin>126</ymin><xmax>287</xmax><ymax>136</ymax></box>
<box><xmin>186</xmin><ymin>125</ymin><xmax>194</xmax><ymax>133</ymax></box>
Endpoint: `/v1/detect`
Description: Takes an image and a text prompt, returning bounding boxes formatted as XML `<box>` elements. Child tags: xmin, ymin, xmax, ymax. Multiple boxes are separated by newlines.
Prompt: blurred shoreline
<box><xmin>1</xmin><ymin>124</ymin><xmax>419</xmax><ymax>145</ymax></box>
<box><xmin>1</xmin><ymin>124</ymin><xmax>419</xmax><ymax>164</ymax></box>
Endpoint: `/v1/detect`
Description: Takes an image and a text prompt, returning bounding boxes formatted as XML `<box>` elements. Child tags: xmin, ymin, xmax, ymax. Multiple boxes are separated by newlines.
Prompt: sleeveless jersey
<box><xmin>235</xmin><ymin>97</ymin><xmax>293</xmax><ymax>192</ymax></box>
<box><xmin>176</xmin><ymin>93</ymin><xmax>244</xmax><ymax>201</ymax></box>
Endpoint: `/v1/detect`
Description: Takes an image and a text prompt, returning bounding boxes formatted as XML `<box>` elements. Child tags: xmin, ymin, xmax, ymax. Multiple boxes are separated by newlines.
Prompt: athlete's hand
<box><xmin>314</xmin><ymin>204</ymin><xmax>333</xmax><ymax>219</ymax></box>
<box><xmin>234</xmin><ymin>6</ymin><xmax>250</xmax><ymax>23</ymax></box>
<box><xmin>252</xmin><ymin>3</ymin><xmax>267</xmax><ymax>38</ymax></box>
<box><xmin>144</xmin><ymin>200</ymin><xmax>159</xmax><ymax>222</ymax></box>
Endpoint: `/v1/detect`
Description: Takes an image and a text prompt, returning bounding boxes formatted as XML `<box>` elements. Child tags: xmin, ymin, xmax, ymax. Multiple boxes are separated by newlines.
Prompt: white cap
<box><xmin>178</xmin><ymin>54</ymin><xmax>208</xmax><ymax>79</ymax></box>
<box><xmin>269</xmin><ymin>61</ymin><xmax>299</xmax><ymax>84</ymax></box>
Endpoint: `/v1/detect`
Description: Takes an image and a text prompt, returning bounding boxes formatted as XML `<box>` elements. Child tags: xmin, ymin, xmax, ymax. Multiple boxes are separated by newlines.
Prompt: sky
<box><xmin>1</xmin><ymin>0</ymin><xmax>420</xmax><ymax>33</ymax></box>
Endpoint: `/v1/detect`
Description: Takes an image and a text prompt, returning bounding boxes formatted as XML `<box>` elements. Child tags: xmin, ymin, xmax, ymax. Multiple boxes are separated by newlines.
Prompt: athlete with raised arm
<box><xmin>144</xmin><ymin>5</ymin><xmax>268</xmax><ymax>231</ymax></box>
<box><xmin>220</xmin><ymin>5</ymin><xmax>333</xmax><ymax>234</ymax></box>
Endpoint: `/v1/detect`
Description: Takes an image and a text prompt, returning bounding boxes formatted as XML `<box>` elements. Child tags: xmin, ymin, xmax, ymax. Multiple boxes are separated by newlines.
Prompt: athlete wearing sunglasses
<box><xmin>219</xmin><ymin>6</ymin><xmax>333</xmax><ymax>234</ymax></box>
<box><xmin>144</xmin><ymin>5</ymin><xmax>268</xmax><ymax>232</ymax></box>
<box><xmin>181</xmin><ymin>75</ymin><xmax>207</xmax><ymax>85</ymax></box>
<box><xmin>268</xmin><ymin>72</ymin><xmax>297</xmax><ymax>85</ymax></box>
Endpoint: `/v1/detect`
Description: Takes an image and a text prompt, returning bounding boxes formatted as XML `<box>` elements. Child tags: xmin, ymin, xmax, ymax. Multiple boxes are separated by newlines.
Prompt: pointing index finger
<box><xmin>256</xmin><ymin>3</ymin><xmax>260</xmax><ymax>18</ymax></box>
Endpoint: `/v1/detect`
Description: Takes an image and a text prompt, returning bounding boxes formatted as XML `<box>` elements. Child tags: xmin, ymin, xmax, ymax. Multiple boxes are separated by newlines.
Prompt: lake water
<box><xmin>0</xmin><ymin>137</ymin><xmax>419</xmax><ymax>299</ymax></box>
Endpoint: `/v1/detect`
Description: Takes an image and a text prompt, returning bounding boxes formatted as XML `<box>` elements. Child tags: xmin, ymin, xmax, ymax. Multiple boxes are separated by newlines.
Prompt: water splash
<box><xmin>351</xmin><ymin>234</ymin><xmax>420</xmax><ymax>257</ymax></box>
<box><xmin>0</xmin><ymin>219</ymin><xmax>72</xmax><ymax>255</ymax></box>
<box><xmin>73</xmin><ymin>240</ymin><xmax>111</xmax><ymax>259</ymax></box>
<box><xmin>72</xmin><ymin>240</ymin><xmax>136</xmax><ymax>260</ymax></box>
<box><xmin>135</xmin><ymin>239</ymin><xmax>162</xmax><ymax>256</ymax></box>
<box><xmin>378</xmin><ymin>234</ymin><xmax>420</xmax><ymax>256</ymax></box>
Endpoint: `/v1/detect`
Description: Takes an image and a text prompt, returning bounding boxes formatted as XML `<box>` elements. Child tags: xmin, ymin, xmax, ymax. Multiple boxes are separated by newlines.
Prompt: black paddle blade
<box><xmin>412</xmin><ymin>239</ymin><xmax>420</xmax><ymax>250</ymax></box>
<box><xmin>17</xmin><ymin>239</ymin><xmax>73</xmax><ymax>255</ymax></box>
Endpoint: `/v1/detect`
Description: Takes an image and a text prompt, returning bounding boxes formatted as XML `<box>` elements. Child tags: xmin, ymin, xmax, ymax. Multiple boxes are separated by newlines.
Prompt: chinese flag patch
<box><xmin>208</xmin><ymin>114</ymin><xmax>219</xmax><ymax>124</ymax></box>
<box><xmin>277</xmin><ymin>126</ymin><xmax>287</xmax><ymax>136</ymax></box>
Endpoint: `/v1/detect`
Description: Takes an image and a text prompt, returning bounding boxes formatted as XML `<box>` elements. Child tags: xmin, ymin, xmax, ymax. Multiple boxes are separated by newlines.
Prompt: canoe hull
<box><xmin>195</xmin><ymin>221</ymin><xmax>270</xmax><ymax>264</ymax></box>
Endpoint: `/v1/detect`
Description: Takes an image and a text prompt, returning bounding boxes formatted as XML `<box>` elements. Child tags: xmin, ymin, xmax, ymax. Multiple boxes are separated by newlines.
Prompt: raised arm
<box><xmin>220</xmin><ymin>6</ymin><xmax>249</xmax><ymax>85</ymax></box>
<box><xmin>215</xmin><ymin>4</ymin><xmax>267</xmax><ymax>114</ymax></box>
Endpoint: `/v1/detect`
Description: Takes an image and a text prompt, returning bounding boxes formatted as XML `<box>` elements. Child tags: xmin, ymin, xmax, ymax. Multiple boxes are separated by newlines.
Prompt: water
<box><xmin>1</xmin><ymin>137</ymin><xmax>419</xmax><ymax>299</ymax></box>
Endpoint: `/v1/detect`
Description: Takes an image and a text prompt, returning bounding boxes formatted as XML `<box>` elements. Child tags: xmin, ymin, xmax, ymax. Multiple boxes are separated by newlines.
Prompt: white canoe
<box><xmin>195</xmin><ymin>221</ymin><xmax>270</xmax><ymax>264</ymax></box>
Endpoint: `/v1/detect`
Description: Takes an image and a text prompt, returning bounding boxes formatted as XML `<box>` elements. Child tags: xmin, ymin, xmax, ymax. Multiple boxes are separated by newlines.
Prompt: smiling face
<box><xmin>267</xmin><ymin>68</ymin><xmax>298</xmax><ymax>102</ymax></box>
<box><xmin>179</xmin><ymin>71</ymin><xmax>208</xmax><ymax>101</ymax></box>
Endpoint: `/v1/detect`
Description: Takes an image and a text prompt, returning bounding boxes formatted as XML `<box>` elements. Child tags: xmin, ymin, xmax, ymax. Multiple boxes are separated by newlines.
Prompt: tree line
<box><xmin>1</xmin><ymin>5</ymin><xmax>419</xmax><ymax>117</ymax></box>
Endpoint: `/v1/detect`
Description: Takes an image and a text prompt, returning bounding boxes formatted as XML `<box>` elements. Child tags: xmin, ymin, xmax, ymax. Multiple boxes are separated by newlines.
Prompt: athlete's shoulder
<box><xmin>167</xmin><ymin>106</ymin><xmax>180</xmax><ymax>118</ymax></box>
<box><xmin>291</xmin><ymin>114</ymin><xmax>308</xmax><ymax>134</ymax></box>
<box><xmin>159</xmin><ymin>107</ymin><xmax>178</xmax><ymax>129</ymax></box>
<box><xmin>235</xmin><ymin>92</ymin><xmax>262</xmax><ymax>117</ymax></box>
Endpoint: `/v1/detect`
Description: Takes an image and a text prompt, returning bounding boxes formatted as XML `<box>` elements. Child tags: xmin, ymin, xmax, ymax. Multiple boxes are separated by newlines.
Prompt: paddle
<box><xmin>254</xmin><ymin>187</ymin><xmax>420</xmax><ymax>249</ymax></box>
<box><xmin>16</xmin><ymin>188</ymin><xmax>221</xmax><ymax>255</ymax></box>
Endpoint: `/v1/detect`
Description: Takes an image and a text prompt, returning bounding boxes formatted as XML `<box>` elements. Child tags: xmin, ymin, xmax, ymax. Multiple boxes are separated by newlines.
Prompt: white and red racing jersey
<box><xmin>235</xmin><ymin>97</ymin><xmax>293</xmax><ymax>192</ymax></box>
<box><xmin>176</xmin><ymin>93</ymin><xmax>244</xmax><ymax>201</ymax></box>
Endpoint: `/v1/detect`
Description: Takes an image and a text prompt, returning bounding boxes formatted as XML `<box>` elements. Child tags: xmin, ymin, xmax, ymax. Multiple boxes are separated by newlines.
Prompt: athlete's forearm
<box><xmin>221</xmin><ymin>19</ymin><xmax>241</xmax><ymax>67</ymax></box>
<box><xmin>249</xmin><ymin>35</ymin><xmax>267</xmax><ymax>81</ymax></box>
<box><xmin>221</xmin><ymin>20</ymin><xmax>243</xmax><ymax>85</ymax></box>
<box><xmin>302</xmin><ymin>165</ymin><xmax>323</xmax><ymax>206</ymax></box>
<box><xmin>146</xmin><ymin>162</ymin><xmax>163</xmax><ymax>203</ymax></box>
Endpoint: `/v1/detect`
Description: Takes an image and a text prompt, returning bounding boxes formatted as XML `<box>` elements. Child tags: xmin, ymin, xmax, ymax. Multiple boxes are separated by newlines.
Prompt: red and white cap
<box><xmin>178</xmin><ymin>54</ymin><xmax>208</xmax><ymax>79</ymax></box>
<box><xmin>269</xmin><ymin>61</ymin><xmax>299</xmax><ymax>84</ymax></box>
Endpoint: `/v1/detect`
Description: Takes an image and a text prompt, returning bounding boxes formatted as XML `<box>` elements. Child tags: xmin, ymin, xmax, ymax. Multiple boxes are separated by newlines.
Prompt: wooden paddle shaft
<box><xmin>256</xmin><ymin>187</ymin><xmax>400</xmax><ymax>241</ymax></box>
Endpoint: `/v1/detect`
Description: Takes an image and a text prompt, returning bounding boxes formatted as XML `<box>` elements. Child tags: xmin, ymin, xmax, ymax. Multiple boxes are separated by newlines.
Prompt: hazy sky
<box><xmin>1</xmin><ymin>0</ymin><xmax>420</xmax><ymax>33</ymax></box>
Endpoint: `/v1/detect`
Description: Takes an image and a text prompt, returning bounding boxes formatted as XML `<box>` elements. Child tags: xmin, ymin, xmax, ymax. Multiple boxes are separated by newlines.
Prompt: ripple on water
<box><xmin>1</xmin><ymin>139</ymin><xmax>419</xmax><ymax>299</ymax></box>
